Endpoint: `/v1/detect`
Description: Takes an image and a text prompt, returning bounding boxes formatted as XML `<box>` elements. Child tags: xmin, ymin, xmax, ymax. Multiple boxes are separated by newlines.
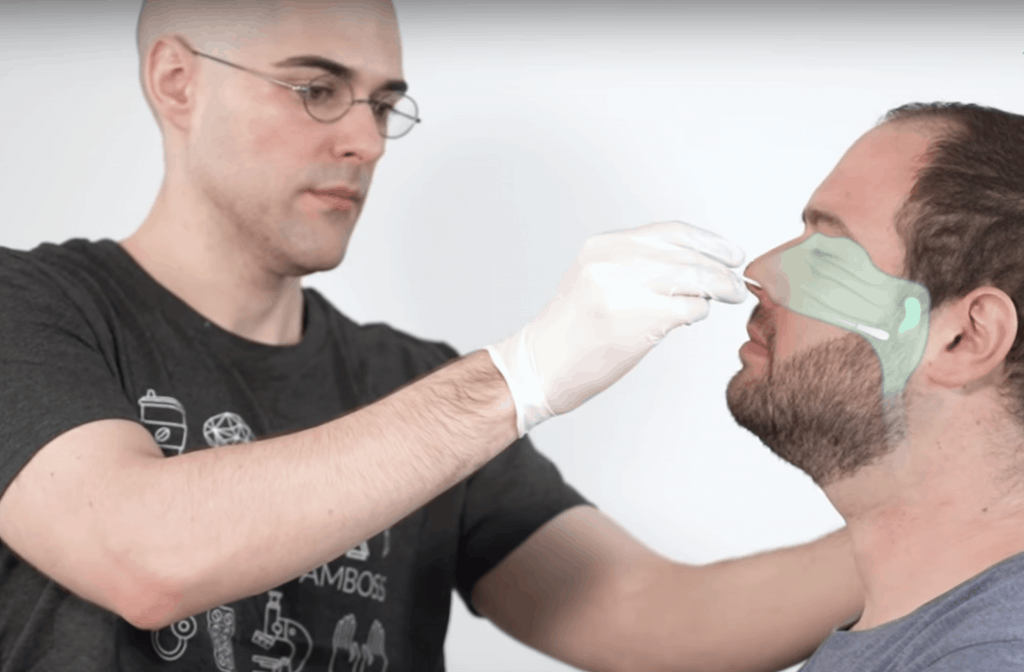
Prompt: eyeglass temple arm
<box><xmin>179</xmin><ymin>37</ymin><xmax>420</xmax><ymax>124</ymax></box>
<box><xmin>351</xmin><ymin>100</ymin><xmax>421</xmax><ymax>123</ymax></box>
<box><xmin>184</xmin><ymin>44</ymin><xmax>304</xmax><ymax>93</ymax></box>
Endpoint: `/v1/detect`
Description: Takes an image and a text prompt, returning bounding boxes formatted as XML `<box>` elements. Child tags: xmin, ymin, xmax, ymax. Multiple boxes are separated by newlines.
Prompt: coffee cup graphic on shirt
<box><xmin>138</xmin><ymin>389</ymin><xmax>188</xmax><ymax>456</ymax></box>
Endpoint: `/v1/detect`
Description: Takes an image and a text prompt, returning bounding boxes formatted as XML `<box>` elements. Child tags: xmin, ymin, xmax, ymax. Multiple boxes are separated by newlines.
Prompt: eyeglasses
<box><xmin>178</xmin><ymin>38</ymin><xmax>421</xmax><ymax>139</ymax></box>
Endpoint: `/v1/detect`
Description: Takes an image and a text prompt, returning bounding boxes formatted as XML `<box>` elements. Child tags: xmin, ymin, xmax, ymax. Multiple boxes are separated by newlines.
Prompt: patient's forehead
<box><xmin>804</xmin><ymin>122</ymin><xmax>938</xmax><ymax>278</ymax></box>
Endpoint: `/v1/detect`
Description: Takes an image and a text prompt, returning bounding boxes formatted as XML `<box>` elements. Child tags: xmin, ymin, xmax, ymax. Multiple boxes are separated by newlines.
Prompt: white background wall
<box><xmin>2</xmin><ymin>1</ymin><xmax>1023</xmax><ymax>670</ymax></box>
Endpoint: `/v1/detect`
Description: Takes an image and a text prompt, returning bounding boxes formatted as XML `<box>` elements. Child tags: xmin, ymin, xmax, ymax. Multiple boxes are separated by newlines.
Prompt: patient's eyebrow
<box><xmin>802</xmin><ymin>207</ymin><xmax>855</xmax><ymax>240</ymax></box>
<box><xmin>273</xmin><ymin>55</ymin><xmax>409</xmax><ymax>93</ymax></box>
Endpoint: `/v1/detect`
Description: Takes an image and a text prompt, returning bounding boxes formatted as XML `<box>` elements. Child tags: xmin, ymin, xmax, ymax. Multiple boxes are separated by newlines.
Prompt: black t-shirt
<box><xmin>0</xmin><ymin>239</ymin><xmax>591</xmax><ymax>672</ymax></box>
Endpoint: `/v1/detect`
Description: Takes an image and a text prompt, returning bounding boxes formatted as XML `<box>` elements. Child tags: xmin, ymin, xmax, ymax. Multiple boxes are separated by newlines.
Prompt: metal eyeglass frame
<box><xmin>175</xmin><ymin>36</ymin><xmax>421</xmax><ymax>138</ymax></box>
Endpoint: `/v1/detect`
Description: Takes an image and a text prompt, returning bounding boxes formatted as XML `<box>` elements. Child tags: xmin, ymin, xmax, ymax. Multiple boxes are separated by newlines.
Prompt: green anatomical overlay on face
<box><xmin>762</xmin><ymin>233</ymin><xmax>931</xmax><ymax>401</ymax></box>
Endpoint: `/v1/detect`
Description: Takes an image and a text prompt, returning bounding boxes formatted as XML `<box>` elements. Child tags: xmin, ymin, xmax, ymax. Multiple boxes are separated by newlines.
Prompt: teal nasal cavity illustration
<box><xmin>763</xmin><ymin>233</ymin><xmax>931</xmax><ymax>400</ymax></box>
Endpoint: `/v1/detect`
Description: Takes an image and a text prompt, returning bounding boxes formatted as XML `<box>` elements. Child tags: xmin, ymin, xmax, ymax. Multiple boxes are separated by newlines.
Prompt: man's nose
<box><xmin>328</xmin><ymin>102</ymin><xmax>386</xmax><ymax>162</ymax></box>
<box><xmin>742</xmin><ymin>236</ymin><xmax>804</xmax><ymax>308</ymax></box>
<box><xmin>743</xmin><ymin>277</ymin><xmax>774</xmax><ymax>310</ymax></box>
<box><xmin>741</xmin><ymin>255</ymin><xmax>773</xmax><ymax>303</ymax></box>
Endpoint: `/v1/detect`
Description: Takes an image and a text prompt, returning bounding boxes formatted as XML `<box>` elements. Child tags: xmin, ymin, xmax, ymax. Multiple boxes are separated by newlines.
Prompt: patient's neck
<box><xmin>826</xmin><ymin>441</ymin><xmax>1024</xmax><ymax>632</ymax></box>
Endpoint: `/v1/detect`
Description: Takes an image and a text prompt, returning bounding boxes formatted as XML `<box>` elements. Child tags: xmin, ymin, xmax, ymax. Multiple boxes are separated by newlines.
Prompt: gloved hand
<box><xmin>486</xmin><ymin>221</ymin><xmax>748</xmax><ymax>438</ymax></box>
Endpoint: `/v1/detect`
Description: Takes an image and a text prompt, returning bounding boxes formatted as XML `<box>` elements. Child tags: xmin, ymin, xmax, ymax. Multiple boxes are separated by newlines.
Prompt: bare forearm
<box><xmin>122</xmin><ymin>350</ymin><xmax>516</xmax><ymax>629</ymax></box>
<box><xmin>624</xmin><ymin>529</ymin><xmax>862</xmax><ymax>672</ymax></box>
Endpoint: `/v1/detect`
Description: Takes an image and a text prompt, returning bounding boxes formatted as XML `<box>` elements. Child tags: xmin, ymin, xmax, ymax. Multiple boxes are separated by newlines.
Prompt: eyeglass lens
<box><xmin>304</xmin><ymin>74</ymin><xmax>419</xmax><ymax>138</ymax></box>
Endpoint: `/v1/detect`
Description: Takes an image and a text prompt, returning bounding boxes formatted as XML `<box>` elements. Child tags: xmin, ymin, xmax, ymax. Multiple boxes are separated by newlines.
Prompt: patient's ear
<box><xmin>924</xmin><ymin>287</ymin><xmax>1018</xmax><ymax>392</ymax></box>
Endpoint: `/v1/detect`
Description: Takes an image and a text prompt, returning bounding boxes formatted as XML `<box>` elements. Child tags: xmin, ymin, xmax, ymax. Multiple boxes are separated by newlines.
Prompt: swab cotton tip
<box><xmin>857</xmin><ymin>324</ymin><xmax>890</xmax><ymax>341</ymax></box>
<box><xmin>742</xmin><ymin>276</ymin><xmax>763</xmax><ymax>288</ymax></box>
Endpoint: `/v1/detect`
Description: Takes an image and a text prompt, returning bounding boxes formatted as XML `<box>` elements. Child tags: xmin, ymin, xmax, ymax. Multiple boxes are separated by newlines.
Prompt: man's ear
<box><xmin>145</xmin><ymin>36</ymin><xmax>200</xmax><ymax>133</ymax></box>
<box><xmin>925</xmin><ymin>287</ymin><xmax>1019</xmax><ymax>392</ymax></box>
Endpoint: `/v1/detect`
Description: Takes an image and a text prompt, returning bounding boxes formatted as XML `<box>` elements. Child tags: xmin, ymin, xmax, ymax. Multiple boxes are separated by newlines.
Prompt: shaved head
<box><xmin>136</xmin><ymin>0</ymin><xmax>398</xmax><ymax>120</ymax></box>
<box><xmin>130</xmin><ymin>0</ymin><xmax>406</xmax><ymax>280</ymax></box>
<box><xmin>137</xmin><ymin>0</ymin><xmax>397</xmax><ymax>56</ymax></box>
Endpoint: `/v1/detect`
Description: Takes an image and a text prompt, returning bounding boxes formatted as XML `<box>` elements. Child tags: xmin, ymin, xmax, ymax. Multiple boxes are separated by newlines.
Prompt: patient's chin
<box><xmin>726</xmin><ymin>333</ymin><xmax>895</xmax><ymax>486</ymax></box>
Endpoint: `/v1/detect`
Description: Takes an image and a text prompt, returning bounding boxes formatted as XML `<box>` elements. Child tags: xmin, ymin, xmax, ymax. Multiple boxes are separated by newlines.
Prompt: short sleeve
<box><xmin>455</xmin><ymin>434</ymin><xmax>594</xmax><ymax>616</ymax></box>
<box><xmin>0</xmin><ymin>248</ymin><xmax>137</xmax><ymax>499</ymax></box>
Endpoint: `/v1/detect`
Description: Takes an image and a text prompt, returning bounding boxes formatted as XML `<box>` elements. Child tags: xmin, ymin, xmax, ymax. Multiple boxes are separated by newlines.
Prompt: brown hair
<box><xmin>882</xmin><ymin>102</ymin><xmax>1024</xmax><ymax>425</ymax></box>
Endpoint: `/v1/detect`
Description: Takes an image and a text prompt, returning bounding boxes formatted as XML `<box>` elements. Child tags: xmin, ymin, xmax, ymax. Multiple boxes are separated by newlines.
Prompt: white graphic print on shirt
<box><xmin>328</xmin><ymin>615</ymin><xmax>388</xmax><ymax>672</ymax></box>
<box><xmin>299</xmin><ymin>529</ymin><xmax>391</xmax><ymax>602</ymax></box>
<box><xmin>141</xmin><ymin>393</ymin><xmax>259</xmax><ymax>664</ymax></box>
<box><xmin>206</xmin><ymin>605</ymin><xmax>237</xmax><ymax>672</ymax></box>
<box><xmin>362</xmin><ymin>620</ymin><xmax>388</xmax><ymax>672</ymax></box>
<box><xmin>251</xmin><ymin>590</ymin><xmax>313</xmax><ymax>672</ymax></box>
<box><xmin>328</xmin><ymin>615</ymin><xmax>359</xmax><ymax>672</ymax></box>
<box><xmin>140</xmin><ymin>389</ymin><xmax>196</xmax><ymax>662</ymax></box>
<box><xmin>298</xmin><ymin>560</ymin><xmax>387</xmax><ymax>602</ymax></box>
<box><xmin>346</xmin><ymin>527</ymin><xmax>391</xmax><ymax>562</ymax></box>
<box><xmin>139</xmin><ymin>390</ymin><xmax>390</xmax><ymax>668</ymax></box>
<box><xmin>138</xmin><ymin>390</ymin><xmax>188</xmax><ymax>456</ymax></box>
<box><xmin>346</xmin><ymin>541</ymin><xmax>370</xmax><ymax>562</ymax></box>
<box><xmin>203</xmin><ymin>411</ymin><xmax>255</xmax><ymax>446</ymax></box>
<box><xmin>151</xmin><ymin>617</ymin><xmax>198</xmax><ymax>662</ymax></box>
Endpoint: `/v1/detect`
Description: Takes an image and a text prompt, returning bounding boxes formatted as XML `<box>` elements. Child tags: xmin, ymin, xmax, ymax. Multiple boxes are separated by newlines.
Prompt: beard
<box><xmin>726</xmin><ymin>328</ymin><xmax>908</xmax><ymax>487</ymax></box>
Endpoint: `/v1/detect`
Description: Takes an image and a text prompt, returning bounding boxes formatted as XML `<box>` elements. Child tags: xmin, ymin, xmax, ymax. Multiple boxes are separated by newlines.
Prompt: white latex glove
<box><xmin>486</xmin><ymin>221</ymin><xmax>748</xmax><ymax>438</ymax></box>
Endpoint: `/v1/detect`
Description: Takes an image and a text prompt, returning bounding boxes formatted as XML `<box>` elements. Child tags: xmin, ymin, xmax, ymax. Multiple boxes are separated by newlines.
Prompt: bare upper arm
<box><xmin>0</xmin><ymin>418</ymin><xmax>164</xmax><ymax>623</ymax></box>
<box><xmin>471</xmin><ymin>504</ymin><xmax>675</xmax><ymax>670</ymax></box>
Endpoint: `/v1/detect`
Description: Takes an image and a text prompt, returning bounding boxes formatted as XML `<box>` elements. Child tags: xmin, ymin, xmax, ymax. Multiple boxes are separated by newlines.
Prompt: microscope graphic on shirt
<box><xmin>250</xmin><ymin>591</ymin><xmax>313</xmax><ymax>672</ymax></box>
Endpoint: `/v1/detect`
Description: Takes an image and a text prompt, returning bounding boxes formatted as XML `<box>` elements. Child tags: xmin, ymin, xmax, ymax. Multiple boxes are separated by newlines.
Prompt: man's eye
<box><xmin>370</xmin><ymin>99</ymin><xmax>395</xmax><ymax>118</ymax></box>
<box><xmin>306</xmin><ymin>84</ymin><xmax>337</xmax><ymax>102</ymax></box>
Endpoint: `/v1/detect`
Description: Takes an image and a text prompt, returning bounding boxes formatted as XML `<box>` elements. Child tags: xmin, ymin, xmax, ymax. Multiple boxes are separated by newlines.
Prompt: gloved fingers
<box><xmin>647</xmin><ymin>265</ymin><xmax>747</xmax><ymax>304</ymax></box>
<box><xmin>581</xmin><ymin>242</ymin><xmax>747</xmax><ymax>298</ymax></box>
<box><xmin>642</xmin><ymin>293</ymin><xmax>713</xmax><ymax>330</ymax></box>
<box><xmin>607</xmin><ymin>292</ymin><xmax>713</xmax><ymax>336</ymax></box>
<box><xmin>619</xmin><ymin>220</ymin><xmax>747</xmax><ymax>268</ymax></box>
<box><xmin>582</xmin><ymin>226</ymin><xmax>745</xmax><ymax>279</ymax></box>
<box><xmin>584</xmin><ymin>238</ymin><xmax>748</xmax><ymax>296</ymax></box>
<box><xmin>641</xmin><ymin>243</ymin><xmax>749</xmax><ymax>285</ymax></box>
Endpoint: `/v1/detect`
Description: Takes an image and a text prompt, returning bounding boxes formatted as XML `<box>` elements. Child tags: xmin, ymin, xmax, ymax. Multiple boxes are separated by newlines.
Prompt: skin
<box><xmin>132</xmin><ymin>0</ymin><xmax>864</xmax><ymax>659</ymax></box>
<box><xmin>0</xmin><ymin>4</ymin><xmax>864</xmax><ymax>672</ymax></box>
<box><xmin>728</xmin><ymin>120</ymin><xmax>1024</xmax><ymax>631</ymax></box>
<box><xmin>125</xmin><ymin>0</ymin><xmax>401</xmax><ymax>345</ymax></box>
<box><xmin>129</xmin><ymin>0</ymin><xmax>864</xmax><ymax>665</ymax></box>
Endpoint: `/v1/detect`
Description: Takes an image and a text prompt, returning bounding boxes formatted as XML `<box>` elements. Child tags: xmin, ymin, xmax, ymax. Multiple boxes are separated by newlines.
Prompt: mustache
<box><xmin>302</xmin><ymin>164</ymin><xmax>373</xmax><ymax>194</ymax></box>
<box><xmin>749</xmin><ymin>303</ymin><xmax>775</xmax><ymax>345</ymax></box>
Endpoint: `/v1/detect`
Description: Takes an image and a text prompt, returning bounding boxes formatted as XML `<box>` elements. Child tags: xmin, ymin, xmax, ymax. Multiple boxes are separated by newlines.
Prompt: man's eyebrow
<box><xmin>272</xmin><ymin>55</ymin><xmax>409</xmax><ymax>93</ymax></box>
<box><xmin>802</xmin><ymin>207</ymin><xmax>855</xmax><ymax>240</ymax></box>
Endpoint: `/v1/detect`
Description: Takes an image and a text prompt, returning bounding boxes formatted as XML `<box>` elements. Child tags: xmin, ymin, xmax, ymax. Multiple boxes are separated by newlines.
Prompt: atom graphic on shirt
<box><xmin>203</xmin><ymin>412</ymin><xmax>255</xmax><ymax>446</ymax></box>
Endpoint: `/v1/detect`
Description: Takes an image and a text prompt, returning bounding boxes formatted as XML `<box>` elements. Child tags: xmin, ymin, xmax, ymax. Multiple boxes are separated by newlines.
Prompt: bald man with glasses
<box><xmin>178</xmin><ymin>34</ymin><xmax>421</xmax><ymax>138</ymax></box>
<box><xmin>0</xmin><ymin>1</ymin><xmax>861</xmax><ymax>671</ymax></box>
